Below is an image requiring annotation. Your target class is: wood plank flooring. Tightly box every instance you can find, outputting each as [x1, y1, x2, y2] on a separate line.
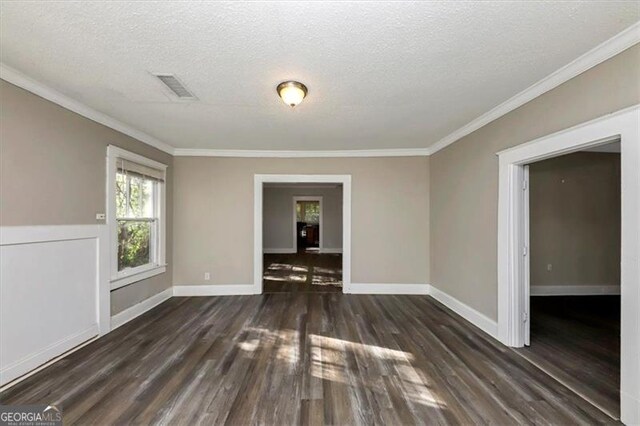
[263, 253, 342, 293]
[1, 294, 617, 425]
[515, 296, 620, 419]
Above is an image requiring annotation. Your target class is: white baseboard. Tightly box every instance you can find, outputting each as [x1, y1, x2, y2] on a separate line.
[530, 285, 620, 296]
[263, 248, 343, 254]
[320, 248, 343, 254]
[346, 283, 429, 295]
[427, 285, 498, 339]
[173, 284, 258, 296]
[110, 287, 173, 330]
[0, 325, 99, 387]
[263, 248, 296, 254]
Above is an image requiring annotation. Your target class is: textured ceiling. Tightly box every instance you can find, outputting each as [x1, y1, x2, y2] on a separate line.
[1, 2, 638, 151]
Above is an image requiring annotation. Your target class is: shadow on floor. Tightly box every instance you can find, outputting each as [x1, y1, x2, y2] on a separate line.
[263, 252, 342, 293]
[514, 295, 620, 419]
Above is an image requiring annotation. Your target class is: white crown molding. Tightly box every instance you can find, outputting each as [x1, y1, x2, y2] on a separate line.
[0, 63, 175, 155]
[4, 21, 637, 158]
[428, 21, 640, 155]
[173, 148, 431, 158]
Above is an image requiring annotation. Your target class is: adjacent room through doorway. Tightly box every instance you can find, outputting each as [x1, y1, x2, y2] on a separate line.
[295, 197, 321, 252]
[516, 141, 621, 419]
[262, 182, 344, 293]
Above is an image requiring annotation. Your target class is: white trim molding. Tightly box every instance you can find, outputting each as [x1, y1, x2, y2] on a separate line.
[0, 224, 110, 387]
[173, 148, 430, 158]
[255, 174, 352, 295]
[173, 284, 258, 296]
[346, 283, 429, 295]
[0, 224, 110, 336]
[263, 248, 342, 254]
[497, 105, 639, 425]
[0, 63, 174, 155]
[429, 22, 640, 155]
[428, 285, 498, 339]
[110, 265, 167, 290]
[110, 287, 173, 330]
[344, 283, 498, 339]
[0, 327, 99, 390]
[531, 285, 620, 296]
[263, 248, 296, 254]
[4, 22, 637, 160]
[320, 248, 343, 254]
[106, 145, 168, 290]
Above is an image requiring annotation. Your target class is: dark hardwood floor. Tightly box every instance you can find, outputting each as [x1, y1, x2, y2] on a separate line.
[263, 252, 342, 293]
[515, 295, 620, 419]
[1, 293, 617, 425]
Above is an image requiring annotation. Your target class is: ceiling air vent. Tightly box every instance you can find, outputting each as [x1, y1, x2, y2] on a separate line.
[153, 73, 197, 100]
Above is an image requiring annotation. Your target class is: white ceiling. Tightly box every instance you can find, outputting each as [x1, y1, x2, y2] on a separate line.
[1, 2, 638, 152]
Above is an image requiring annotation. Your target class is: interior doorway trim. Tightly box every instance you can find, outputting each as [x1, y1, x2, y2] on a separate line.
[292, 196, 323, 252]
[496, 104, 639, 424]
[254, 174, 351, 294]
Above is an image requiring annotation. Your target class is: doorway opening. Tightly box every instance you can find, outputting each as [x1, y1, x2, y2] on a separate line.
[294, 196, 322, 253]
[518, 143, 621, 419]
[496, 106, 639, 424]
[254, 175, 352, 295]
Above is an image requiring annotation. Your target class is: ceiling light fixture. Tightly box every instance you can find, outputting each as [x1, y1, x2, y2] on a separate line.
[277, 81, 308, 107]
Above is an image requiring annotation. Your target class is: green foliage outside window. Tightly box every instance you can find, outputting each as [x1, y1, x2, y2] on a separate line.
[296, 201, 320, 224]
[117, 220, 151, 270]
[116, 173, 155, 271]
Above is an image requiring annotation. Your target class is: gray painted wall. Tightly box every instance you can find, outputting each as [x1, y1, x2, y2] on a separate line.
[263, 186, 343, 251]
[173, 156, 430, 286]
[430, 44, 639, 320]
[529, 152, 621, 289]
[0, 81, 174, 315]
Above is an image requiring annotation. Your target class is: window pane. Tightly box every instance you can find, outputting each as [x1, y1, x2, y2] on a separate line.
[117, 220, 152, 270]
[141, 179, 154, 217]
[116, 173, 128, 217]
[116, 174, 154, 218]
[305, 202, 320, 224]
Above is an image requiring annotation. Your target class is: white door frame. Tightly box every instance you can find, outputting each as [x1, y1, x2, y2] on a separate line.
[254, 174, 351, 294]
[293, 196, 323, 252]
[497, 105, 639, 424]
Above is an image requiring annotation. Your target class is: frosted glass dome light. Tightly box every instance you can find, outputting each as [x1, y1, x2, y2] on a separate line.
[277, 81, 308, 107]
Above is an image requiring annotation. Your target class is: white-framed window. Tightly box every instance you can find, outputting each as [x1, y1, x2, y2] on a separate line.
[107, 145, 167, 290]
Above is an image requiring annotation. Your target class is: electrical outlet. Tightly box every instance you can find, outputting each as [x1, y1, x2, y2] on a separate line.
[96, 213, 106, 220]
[547, 264, 552, 272]
[204, 272, 211, 281]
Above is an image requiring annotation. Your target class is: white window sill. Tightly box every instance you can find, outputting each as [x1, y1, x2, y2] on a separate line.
[110, 264, 167, 291]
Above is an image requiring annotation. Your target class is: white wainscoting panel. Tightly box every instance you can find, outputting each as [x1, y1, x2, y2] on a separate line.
[0, 225, 109, 386]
